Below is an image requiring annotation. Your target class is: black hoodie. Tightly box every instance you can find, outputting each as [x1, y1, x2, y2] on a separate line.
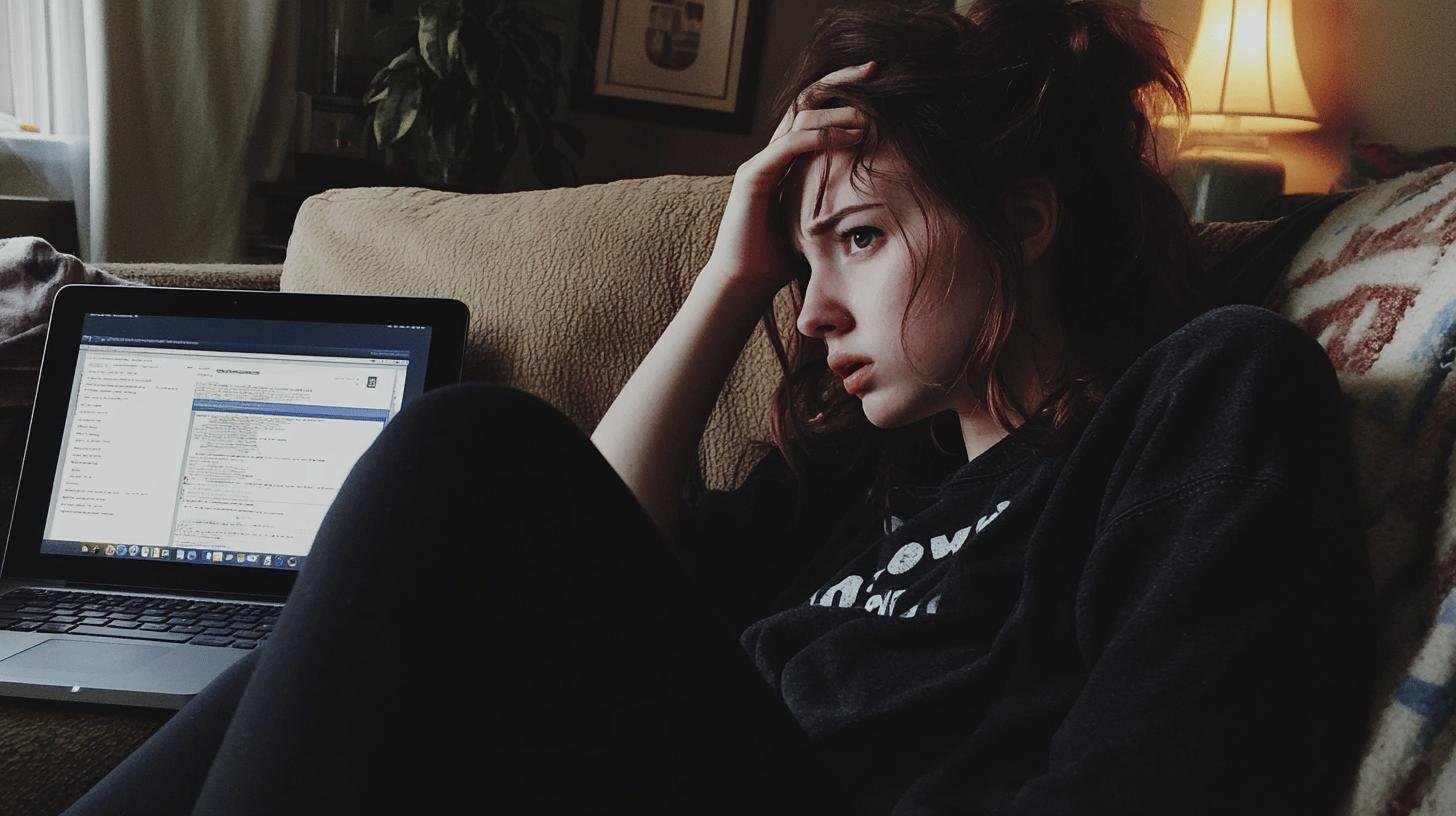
[673, 304, 1375, 815]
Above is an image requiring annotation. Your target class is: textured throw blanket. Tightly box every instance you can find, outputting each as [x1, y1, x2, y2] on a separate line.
[1266, 163, 1456, 815]
[0, 237, 134, 406]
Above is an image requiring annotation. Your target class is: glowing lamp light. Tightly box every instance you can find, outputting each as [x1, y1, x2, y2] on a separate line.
[1165, 0, 1323, 220]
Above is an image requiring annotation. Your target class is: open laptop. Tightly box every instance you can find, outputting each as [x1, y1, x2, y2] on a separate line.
[0, 284, 468, 708]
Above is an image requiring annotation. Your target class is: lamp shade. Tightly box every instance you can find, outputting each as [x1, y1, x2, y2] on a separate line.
[1179, 0, 1320, 134]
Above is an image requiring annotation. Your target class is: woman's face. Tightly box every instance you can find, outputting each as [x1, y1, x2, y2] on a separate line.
[782, 142, 987, 429]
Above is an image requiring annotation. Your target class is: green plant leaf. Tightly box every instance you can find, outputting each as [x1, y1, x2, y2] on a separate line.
[485, 39, 504, 85]
[375, 83, 421, 148]
[365, 64, 390, 99]
[477, 99, 500, 154]
[514, 26, 541, 64]
[460, 36, 479, 88]
[504, 44, 556, 117]
[368, 0, 587, 189]
[364, 66, 391, 107]
[430, 111, 458, 168]
[538, 30, 563, 67]
[418, 0, 461, 79]
[571, 27, 596, 70]
[513, 27, 559, 85]
[497, 125, 519, 171]
[478, 101, 498, 154]
[520, 105, 543, 156]
[495, 96, 519, 153]
[552, 70, 574, 106]
[495, 4, 527, 30]
[373, 49, 424, 147]
[553, 121, 585, 157]
[456, 104, 474, 163]
[530, 143, 567, 188]
[495, 36, 522, 86]
[519, 1, 573, 33]
[500, 95, 522, 131]
[381, 47, 418, 75]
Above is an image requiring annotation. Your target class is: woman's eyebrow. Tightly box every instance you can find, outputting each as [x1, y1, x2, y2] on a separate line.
[804, 203, 886, 239]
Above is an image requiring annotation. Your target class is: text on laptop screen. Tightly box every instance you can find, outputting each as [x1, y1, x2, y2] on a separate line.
[37, 313, 434, 573]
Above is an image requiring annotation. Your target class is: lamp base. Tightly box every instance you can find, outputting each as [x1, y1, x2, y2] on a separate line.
[1169, 145, 1286, 222]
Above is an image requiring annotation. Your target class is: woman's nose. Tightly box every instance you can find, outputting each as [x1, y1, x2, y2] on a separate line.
[796, 277, 852, 338]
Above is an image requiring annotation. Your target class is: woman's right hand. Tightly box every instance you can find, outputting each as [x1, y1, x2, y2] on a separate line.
[700, 60, 875, 298]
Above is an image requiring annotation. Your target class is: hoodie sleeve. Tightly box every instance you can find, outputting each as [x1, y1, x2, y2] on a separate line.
[1009, 305, 1377, 815]
[1009, 474, 1376, 815]
[670, 447, 818, 634]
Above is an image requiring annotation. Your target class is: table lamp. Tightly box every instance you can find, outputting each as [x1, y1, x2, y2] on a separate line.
[1166, 0, 1321, 221]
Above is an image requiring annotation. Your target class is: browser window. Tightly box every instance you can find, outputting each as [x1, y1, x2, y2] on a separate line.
[38, 313, 433, 572]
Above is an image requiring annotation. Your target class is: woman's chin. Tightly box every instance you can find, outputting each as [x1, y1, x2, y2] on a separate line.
[859, 393, 910, 429]
[860, 389, 947, 430]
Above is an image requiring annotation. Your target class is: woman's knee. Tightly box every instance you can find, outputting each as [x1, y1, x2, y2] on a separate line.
[352, 382, 629, 517]
[400, 381, 565, 424]
[384, 382, 586, 458]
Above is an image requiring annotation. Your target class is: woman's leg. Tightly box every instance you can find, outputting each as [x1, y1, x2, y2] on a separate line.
[71, 382, 841, 814]
[60, 649, 257, 816]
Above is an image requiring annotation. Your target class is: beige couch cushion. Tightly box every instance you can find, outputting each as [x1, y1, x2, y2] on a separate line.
[282, 176, 796, 492]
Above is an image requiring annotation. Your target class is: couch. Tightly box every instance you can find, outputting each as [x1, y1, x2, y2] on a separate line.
[3, 164, 1456, 815]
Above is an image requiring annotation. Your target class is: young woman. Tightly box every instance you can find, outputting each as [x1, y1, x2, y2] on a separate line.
[63, 1, 1374, 814]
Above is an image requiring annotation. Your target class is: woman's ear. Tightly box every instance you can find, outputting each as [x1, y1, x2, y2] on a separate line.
[1003, 178, 1059, 267]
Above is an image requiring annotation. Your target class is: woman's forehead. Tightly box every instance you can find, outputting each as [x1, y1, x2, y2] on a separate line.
[781, 145, 910, 238]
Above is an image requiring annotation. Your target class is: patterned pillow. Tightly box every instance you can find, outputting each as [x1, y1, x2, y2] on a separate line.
[1264, 161, 1456, 814]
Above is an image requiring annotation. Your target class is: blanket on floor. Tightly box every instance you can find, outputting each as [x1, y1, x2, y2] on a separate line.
[0, 236, 134, 407]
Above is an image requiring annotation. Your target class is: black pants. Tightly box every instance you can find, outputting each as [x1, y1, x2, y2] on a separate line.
[62, 383, 842, 815]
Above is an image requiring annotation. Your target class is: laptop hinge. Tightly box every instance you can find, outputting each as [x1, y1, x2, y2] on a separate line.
[2, 578, 283, 604]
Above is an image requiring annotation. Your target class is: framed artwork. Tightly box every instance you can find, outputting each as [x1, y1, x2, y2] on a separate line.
[573, 0, 767, 133]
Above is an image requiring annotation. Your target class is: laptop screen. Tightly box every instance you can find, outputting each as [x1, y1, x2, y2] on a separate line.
[37, 312, 433, 574]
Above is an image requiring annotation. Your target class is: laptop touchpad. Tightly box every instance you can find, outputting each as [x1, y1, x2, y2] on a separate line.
[0, 639, 172, 681]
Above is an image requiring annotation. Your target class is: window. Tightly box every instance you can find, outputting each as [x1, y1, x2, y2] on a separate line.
[0, 0, 86, 135]
[0, 7, 13, 129]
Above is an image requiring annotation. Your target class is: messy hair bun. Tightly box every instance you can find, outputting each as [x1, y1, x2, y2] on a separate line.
[959, 0, 1202, 368]
[757, 0, 1209, 523]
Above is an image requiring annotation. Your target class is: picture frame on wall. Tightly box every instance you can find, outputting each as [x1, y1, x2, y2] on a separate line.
[573, 0, 767, 134]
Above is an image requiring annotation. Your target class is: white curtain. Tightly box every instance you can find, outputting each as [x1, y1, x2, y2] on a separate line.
[1, 0, 298, 262]
[2, 0, 86, 135]
[0, 0, 89, 252]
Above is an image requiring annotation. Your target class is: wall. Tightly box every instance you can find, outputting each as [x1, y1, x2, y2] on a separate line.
[1139, 0, 1456, 193]
[493, 0, 1456, 195]
[497, 0, 847, 192]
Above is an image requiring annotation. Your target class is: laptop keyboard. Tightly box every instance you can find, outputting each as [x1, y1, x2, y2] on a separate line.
[0, 588, 278, 649]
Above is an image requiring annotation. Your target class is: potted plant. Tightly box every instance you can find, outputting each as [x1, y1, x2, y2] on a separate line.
[364, 0, 588, 191]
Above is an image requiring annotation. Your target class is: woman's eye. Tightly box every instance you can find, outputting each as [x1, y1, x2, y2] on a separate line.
[840, 226, 883, 255]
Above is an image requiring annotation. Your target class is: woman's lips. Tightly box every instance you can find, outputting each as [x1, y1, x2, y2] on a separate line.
[843, 363, 873, 395]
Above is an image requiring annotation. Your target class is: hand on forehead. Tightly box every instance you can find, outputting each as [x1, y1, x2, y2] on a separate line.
[780, 141, 909, 252]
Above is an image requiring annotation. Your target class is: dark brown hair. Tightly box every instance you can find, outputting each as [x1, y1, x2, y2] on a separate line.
[746, 0, 1211, 523]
